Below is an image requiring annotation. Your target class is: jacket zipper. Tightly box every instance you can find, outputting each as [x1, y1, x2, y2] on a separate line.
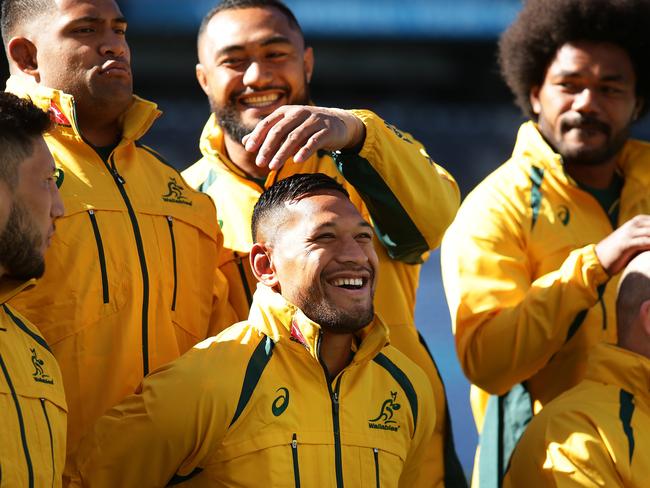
[597, 284, 607, 330]
[167, 216, 178, 311]
[373, 448, 380, 488]
[234, 253, 253, 306]
[0, 353, 34, 488]
[318, 334, 344, 488]
[88, 210, 109, 303]
[39, 398, 56, 488]
[102, 155, 151, 375]
[291, 433, 301, 487]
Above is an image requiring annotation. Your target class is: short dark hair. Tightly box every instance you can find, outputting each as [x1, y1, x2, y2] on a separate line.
[499, 0, 650, 118]
[198, 0, 304, 46]
[0, 92, 52, 187]
[1, 0, 54, 46]
[251, 173, 349, 242]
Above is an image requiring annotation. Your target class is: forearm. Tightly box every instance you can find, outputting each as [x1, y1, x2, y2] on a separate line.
[334, 110, 459, 262]
[452, 245, 608, 394]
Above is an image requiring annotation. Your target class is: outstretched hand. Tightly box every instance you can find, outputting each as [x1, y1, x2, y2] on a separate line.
[241, 105, 365, 170]
[595, 215, 650, 276]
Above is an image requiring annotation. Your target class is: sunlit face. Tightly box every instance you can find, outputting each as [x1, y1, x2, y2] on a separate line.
[0, 137, 64, 280]
[31, 0, 132, 116]
[265, 191, 378, 333]
[530, 41, 642, 167]
[196, 7, 314, 143]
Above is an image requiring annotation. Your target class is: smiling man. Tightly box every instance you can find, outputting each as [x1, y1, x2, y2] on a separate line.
[440, 0, 650, 485]
[0, 92, 65, 487]
[182, 1, 465, 485]
[1, 0, 234, 479]
[70, 173, 436, 488]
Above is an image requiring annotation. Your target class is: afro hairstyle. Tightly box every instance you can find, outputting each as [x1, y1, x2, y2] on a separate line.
[499, 0, 650, 119]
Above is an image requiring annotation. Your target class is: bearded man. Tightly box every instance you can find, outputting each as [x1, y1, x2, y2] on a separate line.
[441, 0, 650, 485]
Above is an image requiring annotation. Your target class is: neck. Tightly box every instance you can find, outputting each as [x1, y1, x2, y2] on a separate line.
[319, 330, 354, 380]
[564, 158, 618, 189]
[223, 133, 271, 180]
[77, 112, 122, 147]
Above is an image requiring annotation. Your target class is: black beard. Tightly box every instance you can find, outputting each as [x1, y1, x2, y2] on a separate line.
[0, 200, 45, 281]
[558, 114, 630, 167]
[295, 274, 375, 334]
[210, 82, 311, 144]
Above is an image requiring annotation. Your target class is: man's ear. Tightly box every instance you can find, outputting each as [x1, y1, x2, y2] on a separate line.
[633, 97, 645, 121]
[303, 46, 314, 83]
[529, 85, 542, 116]
[250, 243, 279, 288]
[7, 37, 39, 79]
[640, 299, 650, 336]
[195, 63, 211, 96]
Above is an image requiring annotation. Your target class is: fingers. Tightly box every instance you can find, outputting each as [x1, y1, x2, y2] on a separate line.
[242, 106, 349, 169]
[596, 215, 650, 275]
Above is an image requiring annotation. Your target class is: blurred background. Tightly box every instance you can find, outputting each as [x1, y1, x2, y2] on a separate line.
[14, 0, 650, 478]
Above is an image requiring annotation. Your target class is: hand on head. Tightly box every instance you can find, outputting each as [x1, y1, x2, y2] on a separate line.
[241, 105, 366, 170]
[595, 215, 650, 275]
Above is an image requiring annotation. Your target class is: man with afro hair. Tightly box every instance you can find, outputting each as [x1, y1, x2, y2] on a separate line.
[441, 0, 650, 486]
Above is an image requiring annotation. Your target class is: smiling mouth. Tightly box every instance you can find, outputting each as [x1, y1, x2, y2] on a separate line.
[239, 93, 283, 108]
[329, 277, 367, 290]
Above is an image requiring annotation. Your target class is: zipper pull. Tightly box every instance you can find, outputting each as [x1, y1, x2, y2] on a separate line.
[167, 216, 173, 223]
[292, 433, 298, 448]
[111, 167, 125, 185]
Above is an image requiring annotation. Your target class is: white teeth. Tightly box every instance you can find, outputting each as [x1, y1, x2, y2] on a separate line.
[241, 94, 280, 107]
[331, 278, 363, 287]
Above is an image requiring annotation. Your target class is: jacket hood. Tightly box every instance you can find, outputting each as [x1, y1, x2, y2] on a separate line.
[514, 120, 650, 186]
[199, 113, 249, 179]
[587, 343, 650, 397]
[248, 283, 389, 366]
[0, 279, 35, 305]
[5, 75, 161, 144]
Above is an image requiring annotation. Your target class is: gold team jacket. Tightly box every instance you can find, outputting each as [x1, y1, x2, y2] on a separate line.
[505, 343, 650, 487]
[72, 285, 435, 488]
[6, 76, 235, 471]
[0, 280, 67, 487]
[442, 122, 650, 485]
[182, 111, 465, 486]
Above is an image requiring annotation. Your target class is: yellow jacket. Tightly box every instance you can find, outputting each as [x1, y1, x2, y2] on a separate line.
[72, 285, 435, 488]
[504, 343, 650, 487]
[5, 76, 235, 469]
[183, 112, 465, 486]
[0, 280, 67, 488]
[441, 122, 650, 485]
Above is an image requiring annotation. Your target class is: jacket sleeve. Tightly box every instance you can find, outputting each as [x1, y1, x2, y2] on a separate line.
[333, 110, 460, 263]
[209, 215, 239, 336]
[69, 346, 229, 488]
[398, 369, 437, 488]
[441, 191, 609, 394]
[504, 409, 623, 488]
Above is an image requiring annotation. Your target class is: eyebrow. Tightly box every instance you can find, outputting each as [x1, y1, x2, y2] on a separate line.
[313, 221, 374, 231]
[215, 35, 292, 57]
[69, 16, 128, 25]
[555, 70, 628, 82]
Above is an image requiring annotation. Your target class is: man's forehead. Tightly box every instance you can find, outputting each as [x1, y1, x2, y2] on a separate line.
[204, 7, 301, 53]
[548, 41, 635, 79]
[54, 0, 124, 19]
[284, 191, 367, 226]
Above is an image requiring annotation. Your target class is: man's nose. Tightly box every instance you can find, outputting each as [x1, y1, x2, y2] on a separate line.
[243, 60, 273, 88]
[572, 87, 600, 114]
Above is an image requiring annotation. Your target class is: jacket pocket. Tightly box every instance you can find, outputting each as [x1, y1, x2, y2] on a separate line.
[291, 433, 301, 488]
[39, 398, 55, 488]
[373, 448, 380, 488]
[166, 216, 178, 311]
[88, 210, 109, 303]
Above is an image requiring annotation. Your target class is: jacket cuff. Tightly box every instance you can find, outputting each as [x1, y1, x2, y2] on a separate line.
[571, 244, 610, 297]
